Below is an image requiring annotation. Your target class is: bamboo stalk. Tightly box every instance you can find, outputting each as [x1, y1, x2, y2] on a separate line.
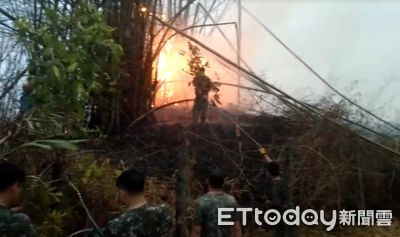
[168, 0, 172, 18]
[153, 15, 400, 158]
[191, 3, 200, 34]
[196, 3, 254, 72]
[198, 0, 216, 34]
[182, 0, 191, 25]
[194, 0, 231, 27]
[128, 99, 193, 128]
[152, 0, 196, 60]
[208, 0, 233, 36]
[158, 0, 163, 16]
[159, 22, 238, 54]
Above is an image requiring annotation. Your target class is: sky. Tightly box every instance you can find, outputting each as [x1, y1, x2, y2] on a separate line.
[2, 0, 399, 123]
[213, 0, 400, 122]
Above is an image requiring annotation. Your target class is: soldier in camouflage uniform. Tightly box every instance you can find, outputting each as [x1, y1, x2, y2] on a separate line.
[0, 161, 40, 237]
[20, 82, 36, 114]
[191, 169, 242, 237]
[192, 68, 213, 123]
[266, 162, 298, 237]
[94, 168, 173, 237]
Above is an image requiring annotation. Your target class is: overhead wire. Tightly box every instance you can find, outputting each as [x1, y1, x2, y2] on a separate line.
[212, 46, 392, 141]
[238, 3, 400, 132]
[152, 15, 400, 158]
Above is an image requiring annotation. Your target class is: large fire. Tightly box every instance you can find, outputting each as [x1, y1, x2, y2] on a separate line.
[155, 38, 190, 106]
[154, 35, 240, 109]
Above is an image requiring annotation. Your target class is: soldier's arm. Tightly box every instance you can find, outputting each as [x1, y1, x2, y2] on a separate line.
[281, 179, 292, 209]
[160, 205, 174, 237]
[270, 181, 283, 209]
[206, 76, 213, 91]
[100, 216, 125, 237]
[258, 148, 272, 163]
[231, 197, 242, 237]
[14, 213, 42, 237]
[86, 228, 105, 237]
[191, 76, 199, 87]
[190, 225, 201, 237]
[232, 221, 242, 237]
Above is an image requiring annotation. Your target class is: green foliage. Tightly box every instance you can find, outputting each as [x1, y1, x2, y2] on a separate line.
[68, 155, 120, 226]
[22, 155, 121, 237]
[15, 2, 123, 131]
[187, 42, 209, 77]
[37, 210, 67, 237]
[21, 139, 87, 151]
[73, 155, 120, 187]
[23, 177, 68, 237]
[0, 138, 87, 159]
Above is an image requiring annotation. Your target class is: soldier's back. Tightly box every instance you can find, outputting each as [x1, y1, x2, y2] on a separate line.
[193, 75, 212, 94]
[0, 206, 39, 237]
[269, 178, 292, 211]
[193, 192, 238, 237]
[103, 203, 173, 237]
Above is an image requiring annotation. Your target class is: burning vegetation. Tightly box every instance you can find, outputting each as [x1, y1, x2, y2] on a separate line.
[0, 1, 400, 237]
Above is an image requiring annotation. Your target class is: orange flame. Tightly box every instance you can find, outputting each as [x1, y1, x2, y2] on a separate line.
[155, 38, 189, 106]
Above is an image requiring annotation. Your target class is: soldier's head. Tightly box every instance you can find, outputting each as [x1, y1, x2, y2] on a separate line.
[22, 82, 32, 94]
[208, 168, 225, 190]
[116, 168, 145, 204]
[197, 67, 206, 76]
[0, 161, 26, 208]
[267, 161, 281, 178]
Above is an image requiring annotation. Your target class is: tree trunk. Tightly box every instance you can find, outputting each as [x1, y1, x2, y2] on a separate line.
[102, 0, 156, 132]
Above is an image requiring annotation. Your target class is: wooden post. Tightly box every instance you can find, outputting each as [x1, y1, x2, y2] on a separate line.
[236, 0, 243, 163]
[354, 151, 366, 210]
[358, 168, 366, 210]
[175, 131, 190, 237]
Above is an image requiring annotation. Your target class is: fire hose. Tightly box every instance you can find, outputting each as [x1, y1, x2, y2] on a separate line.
[211, 106, 272, 162]
[66, 178, 101, 237]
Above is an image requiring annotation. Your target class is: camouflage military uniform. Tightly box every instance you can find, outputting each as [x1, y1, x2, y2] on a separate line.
[0, 206, 40, 237]
[269, 178, 292, 212]
[193, 192, 239, 237]
[192, 74, 213, 123]
[268, 178, 298, 237]
[20, 91, 35, 113]
[99, 203, 173, 237]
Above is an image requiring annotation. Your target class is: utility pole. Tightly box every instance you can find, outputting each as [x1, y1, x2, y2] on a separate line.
[236, 0, 243, 155]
